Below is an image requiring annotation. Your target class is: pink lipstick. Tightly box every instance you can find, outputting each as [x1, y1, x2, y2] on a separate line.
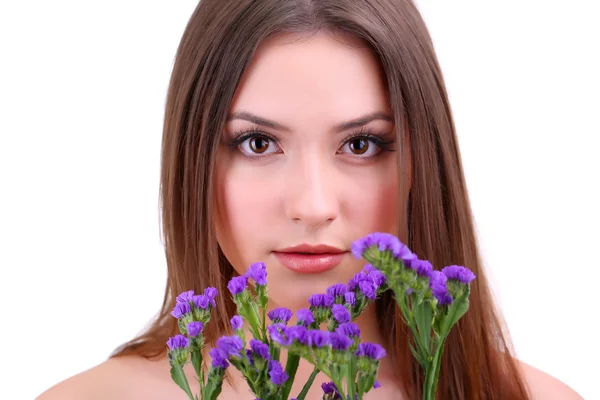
[273, 244, 347, 273]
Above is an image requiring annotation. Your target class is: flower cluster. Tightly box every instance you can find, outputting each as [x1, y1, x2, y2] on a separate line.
[351, 232, 476, 399]
[352, 233, 475, 305]
[165, 232, 475, 400]
[165, 286, 220, 399]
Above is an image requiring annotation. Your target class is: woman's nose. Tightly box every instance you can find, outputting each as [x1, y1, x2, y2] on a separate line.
[283, 156, 339, 229]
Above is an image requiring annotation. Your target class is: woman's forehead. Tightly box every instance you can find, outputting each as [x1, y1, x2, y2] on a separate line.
[228, 31, 391, 130]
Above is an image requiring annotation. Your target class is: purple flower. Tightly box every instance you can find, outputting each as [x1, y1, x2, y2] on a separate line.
[367, 269, 387, 287]
[351, 232, 400, 258]
[395, 244, 418, 265]
[308, 293, 334, 308]
[209, 347, 229, 369]
[430, 270, 453, 305]
[170, 302, 191, 319]
[326, 283, 348, 298]
[216, 335, 243, 357]
[329, 332, 353, 351]
[296, 308, 314, 327]
[186, 321, 203, 337]
[336, 322, 360, 339]
[176, 290, 194, 304]
[409, 259, 434, 278]
[204, 287, 218, 299]
[344, 292, 356, 306]
[246, 349, 254, 366]
[287, 325, 310, 345]
[230, 315, 243, 331]
[373, 380, 382, 389]
[331, 304, 351, 324]
[358, 280, 377, 300]
[249, 339, 270, 359]
[268, 307, 293, 324]
[246, 262, 268, 285]
[166, 334, 189, 350]
[204, 287, 218, 307]
[227, 276, 248, 295]
[351, 236, 370, 259]
[353, 233, 420, 267]
[362, 264, 376, 273]
[192, 294, 209, 309]
[268, 324, 292, 346]
[309, 330, 330, 348]
[356, 343, 386, 360]
[348, 272, 369, 291]
[268, 360, 288, 385]
[322, 381, 340, 395]
[442, 265, 476, 284]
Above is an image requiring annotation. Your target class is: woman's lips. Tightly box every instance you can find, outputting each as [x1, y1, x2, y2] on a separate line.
[273, 251, 347, 273]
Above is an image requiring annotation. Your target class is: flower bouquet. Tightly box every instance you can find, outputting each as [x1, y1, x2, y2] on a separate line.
[166, 233, 475, 400]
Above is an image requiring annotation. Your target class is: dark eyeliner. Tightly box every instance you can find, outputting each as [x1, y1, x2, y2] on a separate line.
[225, 126, 279, 148]
[341, 127, 396, 152]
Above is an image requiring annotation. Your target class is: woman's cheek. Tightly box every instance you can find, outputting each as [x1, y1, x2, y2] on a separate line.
[218, 161, 280, 271]
[341, 161, 400, 234]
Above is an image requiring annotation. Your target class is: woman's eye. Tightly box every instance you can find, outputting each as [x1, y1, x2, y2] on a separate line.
[341, 137, 380, 157]
[239, 135, 280, 156]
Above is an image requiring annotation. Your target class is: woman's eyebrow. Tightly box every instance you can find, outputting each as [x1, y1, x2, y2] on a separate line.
[226, 111, 393, 133]
[333, 112, 393, 132]
[226, 111, 292, 131]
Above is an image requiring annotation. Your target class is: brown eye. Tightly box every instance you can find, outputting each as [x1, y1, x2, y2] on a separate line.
[249, 137, 270, 153]
[348, 138, 369, 155]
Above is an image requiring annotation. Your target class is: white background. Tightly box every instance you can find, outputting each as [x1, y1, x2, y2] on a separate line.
[1, 1, 598, 399]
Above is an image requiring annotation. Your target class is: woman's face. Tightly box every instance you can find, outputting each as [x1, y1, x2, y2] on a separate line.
[215, 31, 407, 309]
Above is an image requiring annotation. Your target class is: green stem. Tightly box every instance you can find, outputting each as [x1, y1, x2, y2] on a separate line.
[191, 350, 204, 394]
[331, 365, 347, 400]
[423, 337, 447, 400]
[261, 304, 267, 341]
[296, 366, 319, 400]
[347, 359, 356, 400]
[241, 302, 261, 339]
[281, 353, 301, 399]
[396, 292, 427, 358]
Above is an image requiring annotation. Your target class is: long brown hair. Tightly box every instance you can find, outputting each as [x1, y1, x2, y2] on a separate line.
[112, 1, 531, 398]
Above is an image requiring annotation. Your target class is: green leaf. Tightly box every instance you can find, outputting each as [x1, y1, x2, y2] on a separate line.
[170, 365, 195, 400]
[414, 299, 434, 356]
[191, 350, 203, 382]
[439, 286, 470, 336]
[409, 341, 425, 368]
[362, 372, 376, 398]
[203, 370, 225, 400]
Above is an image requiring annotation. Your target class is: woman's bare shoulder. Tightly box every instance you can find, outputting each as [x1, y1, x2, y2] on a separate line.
[35, 355, 183, 400]
[35, 357, 129, 400]
[517, 360, 583, 400]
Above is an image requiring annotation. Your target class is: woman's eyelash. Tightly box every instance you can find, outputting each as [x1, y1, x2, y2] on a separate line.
[224, 125, 396, 152]
[341, 127, 396, 152]
[225, 126, 278, 148]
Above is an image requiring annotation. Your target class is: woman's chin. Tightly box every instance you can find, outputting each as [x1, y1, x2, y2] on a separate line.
[266, 281, 338, 310]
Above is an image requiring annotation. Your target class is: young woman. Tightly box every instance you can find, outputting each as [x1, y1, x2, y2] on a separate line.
[38, 0, 582, 399]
